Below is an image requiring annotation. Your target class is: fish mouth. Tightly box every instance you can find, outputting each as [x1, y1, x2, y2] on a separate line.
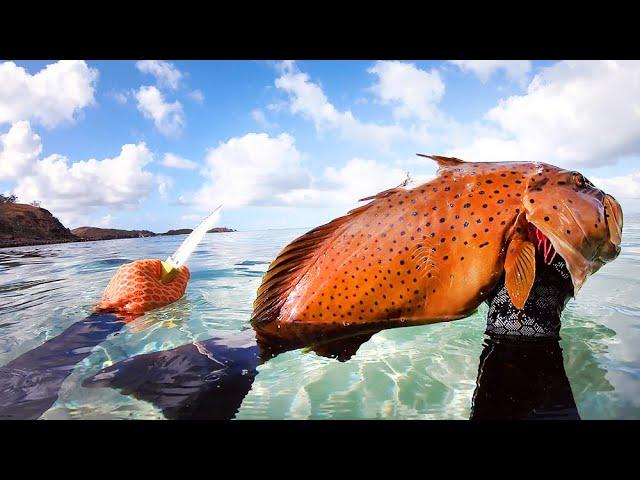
[528, 224, 559, 266]
[528, 222, 603, 294]
[526, 224, 575, 295]
[526, 193, 623, 294]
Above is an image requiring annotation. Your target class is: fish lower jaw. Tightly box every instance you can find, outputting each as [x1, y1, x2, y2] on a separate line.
[528, 223, 585, 294]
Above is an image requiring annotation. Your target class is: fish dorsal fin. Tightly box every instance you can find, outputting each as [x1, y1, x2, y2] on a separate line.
[251, 186, 406, 326]
[358, 175, 409, 203]
[504, 239, 536, 310]
[416, 154, 466, 169]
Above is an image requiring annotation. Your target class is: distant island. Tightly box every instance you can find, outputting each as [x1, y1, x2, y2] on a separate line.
[162, 227, 236, 235]
[72, 227, 156, 241]
[0, 202, 236, 248]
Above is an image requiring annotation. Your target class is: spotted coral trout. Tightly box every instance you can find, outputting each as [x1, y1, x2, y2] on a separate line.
[251, 155, 623, 353]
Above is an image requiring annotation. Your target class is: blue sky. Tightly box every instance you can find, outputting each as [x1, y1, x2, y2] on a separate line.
[1, 60, 639, 232]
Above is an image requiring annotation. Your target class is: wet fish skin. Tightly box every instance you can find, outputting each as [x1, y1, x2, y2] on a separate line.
[251, 156, 623, 348]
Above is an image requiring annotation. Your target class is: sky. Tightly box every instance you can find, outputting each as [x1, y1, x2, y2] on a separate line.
[1, 59, 639, 232]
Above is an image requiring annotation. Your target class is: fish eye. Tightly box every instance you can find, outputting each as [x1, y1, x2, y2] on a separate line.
[572, 172, 591, 188]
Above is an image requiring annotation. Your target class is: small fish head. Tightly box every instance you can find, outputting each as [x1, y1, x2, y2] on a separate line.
[523, 164, 623, 293]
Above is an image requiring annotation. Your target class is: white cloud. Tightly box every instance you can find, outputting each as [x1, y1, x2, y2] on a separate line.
[182, 132, 311, 209]
[135, 60, 183, 90]
[180, 213, 207, 224]
[446, 135, 523, 164]
[162, 152, 197, 169]
[181, 129, 435, 214]
[447, 61, 640, 167]
[593, 171, 640, 199]
[0, 121, 42, 180]
[135, 86, 185, 137]
[97, 214, 113, 227]
[177, 210, 222, 231]
[156, 174, 173, 198]
[266, 100, 288, 112]
[0, 60, 98, 128]
[450, 60, 532, 85]
[251, 109, 269, 126]
[187, 89, 204, 103]
[368, 61, 445, 122]
[591, 170, 640, 212]
[278, 158, 410, 208]
[274, 61, 405, 146]
[4, 128, 156, 226]
[109, 91, 128, 105]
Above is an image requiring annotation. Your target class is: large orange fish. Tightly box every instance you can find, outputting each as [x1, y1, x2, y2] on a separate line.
[251, 155, 623, 354]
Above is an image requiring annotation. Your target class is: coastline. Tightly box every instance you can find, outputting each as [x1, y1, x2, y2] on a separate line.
[0, 238, 84, 249]
[1, 203, 236, 249]
[0, 230, 238, 250]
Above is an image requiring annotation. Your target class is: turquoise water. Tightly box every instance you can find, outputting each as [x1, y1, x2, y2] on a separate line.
[0, 221, 639, 419]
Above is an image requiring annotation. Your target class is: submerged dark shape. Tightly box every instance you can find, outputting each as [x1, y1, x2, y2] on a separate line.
[0, 313, 127, 420]
[83, 331, 258, 420]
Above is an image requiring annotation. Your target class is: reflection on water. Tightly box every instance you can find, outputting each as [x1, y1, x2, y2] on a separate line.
[0, 220, 639, 419]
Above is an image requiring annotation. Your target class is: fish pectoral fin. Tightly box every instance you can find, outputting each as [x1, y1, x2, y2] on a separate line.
[504, 239, 536, 310]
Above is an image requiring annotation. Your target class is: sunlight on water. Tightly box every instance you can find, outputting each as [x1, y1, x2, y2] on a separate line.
[1, 220, 639, 420]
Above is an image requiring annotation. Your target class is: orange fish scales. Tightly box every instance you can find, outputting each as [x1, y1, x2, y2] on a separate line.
[251, 156, 623, 348]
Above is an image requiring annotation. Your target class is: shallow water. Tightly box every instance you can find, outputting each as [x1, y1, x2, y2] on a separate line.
[0, 221, 638, 420]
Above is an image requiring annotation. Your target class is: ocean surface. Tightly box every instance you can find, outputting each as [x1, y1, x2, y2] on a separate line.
[0, 220, 639, 420]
